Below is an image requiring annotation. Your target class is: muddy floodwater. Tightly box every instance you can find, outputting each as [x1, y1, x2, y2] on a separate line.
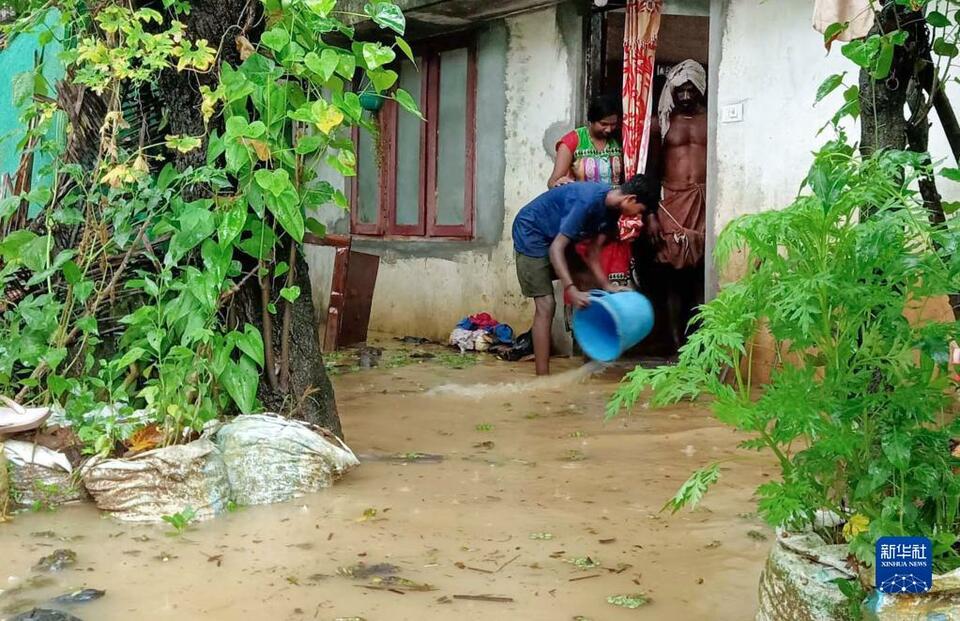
[1, 353, 775, 620]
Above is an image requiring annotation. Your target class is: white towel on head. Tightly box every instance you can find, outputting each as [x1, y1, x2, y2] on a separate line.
[658, 59, 707, 141]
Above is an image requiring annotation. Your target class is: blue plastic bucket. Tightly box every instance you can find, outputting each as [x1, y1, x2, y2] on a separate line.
[572, 290, 655, 362]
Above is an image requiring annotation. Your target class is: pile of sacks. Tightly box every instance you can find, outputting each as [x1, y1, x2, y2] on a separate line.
[3, 412, 359, 523]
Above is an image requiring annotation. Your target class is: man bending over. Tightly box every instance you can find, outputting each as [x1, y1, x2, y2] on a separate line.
[512, 175, 659, 375]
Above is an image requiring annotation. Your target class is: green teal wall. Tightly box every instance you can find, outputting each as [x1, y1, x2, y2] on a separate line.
[0, 10, 66, 188]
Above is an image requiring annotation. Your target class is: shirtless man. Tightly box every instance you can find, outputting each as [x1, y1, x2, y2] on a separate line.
[647, 59, 707, 351]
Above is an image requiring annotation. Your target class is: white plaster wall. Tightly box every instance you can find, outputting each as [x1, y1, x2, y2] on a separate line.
[716, 0, 960, 236]
[363, 5, 576, 341]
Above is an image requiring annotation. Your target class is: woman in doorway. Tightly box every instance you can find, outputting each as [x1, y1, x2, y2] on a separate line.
[549, 94, 624, 189]
[548, 95, 638, 290]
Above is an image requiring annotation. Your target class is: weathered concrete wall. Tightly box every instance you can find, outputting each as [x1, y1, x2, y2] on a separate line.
[715, 0, 960, 237]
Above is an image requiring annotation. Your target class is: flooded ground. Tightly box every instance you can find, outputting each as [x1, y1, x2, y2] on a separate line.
[1, 349, 775, 620]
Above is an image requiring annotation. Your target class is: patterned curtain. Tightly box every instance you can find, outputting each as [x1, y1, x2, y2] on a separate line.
[621, 0, 663, 177]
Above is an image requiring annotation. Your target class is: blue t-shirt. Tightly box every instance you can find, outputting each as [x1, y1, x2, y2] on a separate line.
[512, 182, 614, 258]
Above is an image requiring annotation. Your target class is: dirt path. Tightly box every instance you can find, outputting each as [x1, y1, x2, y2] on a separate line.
[0, 354, 774, 620]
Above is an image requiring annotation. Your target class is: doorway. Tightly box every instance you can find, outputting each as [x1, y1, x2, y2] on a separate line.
[585, 2, 711, 362]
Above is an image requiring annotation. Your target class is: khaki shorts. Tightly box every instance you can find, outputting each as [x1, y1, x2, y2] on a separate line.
[515, 252, 556, 298]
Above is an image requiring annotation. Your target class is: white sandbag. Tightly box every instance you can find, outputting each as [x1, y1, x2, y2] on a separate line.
[213, 414, 358, 506]
[3, 440, 84, 508]
[81, 438, 229, 523]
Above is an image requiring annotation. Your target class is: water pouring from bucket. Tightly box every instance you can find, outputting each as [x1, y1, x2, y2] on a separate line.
[572, 290, 655, 362]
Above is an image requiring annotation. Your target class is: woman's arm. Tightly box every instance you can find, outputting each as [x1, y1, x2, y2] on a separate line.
[548, 144, 575, 188]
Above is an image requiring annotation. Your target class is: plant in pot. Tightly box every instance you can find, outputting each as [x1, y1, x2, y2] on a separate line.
[608, 140, 960, 616]
[357, 65, 400, 112]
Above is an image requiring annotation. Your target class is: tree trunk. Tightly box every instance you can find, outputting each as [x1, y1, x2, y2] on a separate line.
[233, 248, 342, 437]
[151, 0, 343, 437]
[858, 7, 920, 158]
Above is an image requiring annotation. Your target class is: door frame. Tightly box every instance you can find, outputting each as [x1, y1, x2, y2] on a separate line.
[582, 0, 724, 301]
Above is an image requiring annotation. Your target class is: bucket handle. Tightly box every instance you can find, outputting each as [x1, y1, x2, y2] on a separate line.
[588, 289, 610, 298]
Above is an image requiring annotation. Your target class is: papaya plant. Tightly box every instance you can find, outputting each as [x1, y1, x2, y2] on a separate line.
[610, 140, 960, 572]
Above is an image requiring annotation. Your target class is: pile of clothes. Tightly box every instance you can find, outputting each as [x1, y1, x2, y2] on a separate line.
[448, 312, 514, 354]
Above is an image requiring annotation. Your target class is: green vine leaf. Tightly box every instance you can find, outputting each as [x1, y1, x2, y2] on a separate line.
[815, 73, 845, 104]
[395, 36, 416, 65]
[304, 49, 340, 82]
[364, 2, 406, 35]
[361, 42, 396, 70]
[165, 135, 203, 153]
[280, 286, 301, 303]
[393, 88, 423, 119]
[261, 27, 290, 52]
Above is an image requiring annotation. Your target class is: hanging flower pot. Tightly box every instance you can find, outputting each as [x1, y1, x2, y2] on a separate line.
[359, 91, 384, 112]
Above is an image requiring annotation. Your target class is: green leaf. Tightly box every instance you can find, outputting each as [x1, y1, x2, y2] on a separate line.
[265, 188, 305, 243]
[335, 52, 357, 79]
[115, 347, 147, 369]
[237, 324, 264, 367]
[294, 134, 326, 155]
[815, 73, 845, 104]
[333, 189, 349, 210]
[73, 281, 94, 303]
[304, 0, 336, 17]
[872, 40, 894, 79]
[226, 116, 266, 138]
[261, 27, 290, 52]
[157, 163, 178, 191]
[395, 36, 416, 65]
[942, 201, 960, 215]
[927, 10, 950, 28]
[268, 302, 278, 314]
[369, 68, 398, 92]
[169, 200, 216, 261]
[841, 38, 876, 69]
[934, 36, 959, 58]
[237, 220, 277, 259]
[201, 238, 233, 281]
[75, 315, 98, 335]
[364, 2, 406, 34]
[941, 167, 960, 181]
[823, 21, 848, 51]
[218, 198, 248, 245]
[221, 355, 258, 414]
[274, 261, 290, 278]
[393, 88, 423, 119]
[306, 217, 327, 237]
[662, 463, 721, 513]
[280, 286, 301, 302]
[0, 230, 39, 262]
[254, 168, 293, 198]
[882, 431, 911, 470]
[361, 42, 396, 70]
[20, 234, 48, 272]
[165, 135, 203, 153]
[62, 260, 82, 285]
[304, 49, 340, 82]
[340, 92, 362, 122]
[12, 71, 34, 107]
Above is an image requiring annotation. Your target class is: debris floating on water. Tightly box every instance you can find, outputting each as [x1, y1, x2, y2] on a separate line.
[52, 589, 105, 605]
[32, 550, 76, 572]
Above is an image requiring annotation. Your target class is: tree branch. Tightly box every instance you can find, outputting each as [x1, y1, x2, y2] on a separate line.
[260, 264, 279, 391]
[279, 239, 296, 391]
